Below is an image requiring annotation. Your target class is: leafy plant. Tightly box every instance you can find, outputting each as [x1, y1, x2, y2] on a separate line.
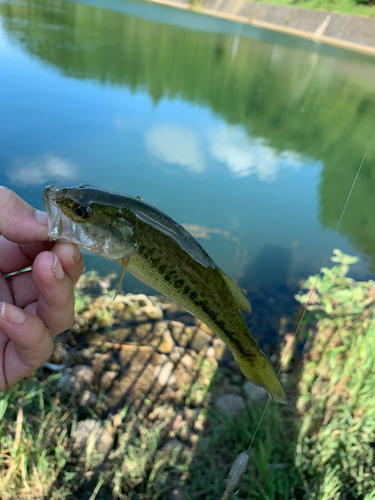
[295, 250, 375, 499]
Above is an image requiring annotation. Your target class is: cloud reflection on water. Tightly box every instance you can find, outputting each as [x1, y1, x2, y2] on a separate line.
[208, 125, 301, 181]
[6, 154, 77, 187]
[145, 124, 205, 173]
[146, 122, 302, 182]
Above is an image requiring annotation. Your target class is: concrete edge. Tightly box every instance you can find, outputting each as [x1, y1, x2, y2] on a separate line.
[146, 0, 375, 56]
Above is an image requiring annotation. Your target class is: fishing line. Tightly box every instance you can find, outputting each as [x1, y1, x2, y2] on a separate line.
[221, 132, 375, 500]
[335, 138, 373, 233]
[275, 131, 375, 379]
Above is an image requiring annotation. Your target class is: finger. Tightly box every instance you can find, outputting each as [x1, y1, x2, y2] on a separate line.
[31, 251, 76, 336]
[0, 186, 48, 243]
[0, 239, 54, 275]
[0, 273, 14, 305]
[4, 270, 38, 309]
[5, 244, 84, 309]
[51, 242, 84, 286]
[0, 302, 54, 391]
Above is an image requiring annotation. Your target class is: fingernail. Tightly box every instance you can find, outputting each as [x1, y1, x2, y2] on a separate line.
[52, 252, 64, 280]
[73, 245, 82, 264]
[0, 302, 27, 325]
[35, 209, 48, 226]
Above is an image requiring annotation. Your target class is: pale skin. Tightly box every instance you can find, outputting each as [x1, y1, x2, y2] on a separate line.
[0, 186, 84, 390]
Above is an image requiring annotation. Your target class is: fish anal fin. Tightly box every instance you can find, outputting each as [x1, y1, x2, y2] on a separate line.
[234, 352, 287, 404]
[219, 270, 251, 313]
[114, 257, 130, 300]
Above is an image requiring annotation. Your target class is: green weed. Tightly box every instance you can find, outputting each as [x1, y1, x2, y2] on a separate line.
[251, 0, 375, 18]
[295, 249, 375, 499]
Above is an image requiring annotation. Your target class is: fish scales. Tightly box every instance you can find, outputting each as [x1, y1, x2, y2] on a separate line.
[120, 206, 256, 356]
[43, 184, 287, 404]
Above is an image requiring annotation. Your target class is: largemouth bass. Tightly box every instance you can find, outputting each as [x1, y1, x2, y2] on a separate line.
[43, 184, 287, 403]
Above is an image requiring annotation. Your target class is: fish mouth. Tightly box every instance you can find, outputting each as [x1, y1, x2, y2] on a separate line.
[43, 185, 73, 242]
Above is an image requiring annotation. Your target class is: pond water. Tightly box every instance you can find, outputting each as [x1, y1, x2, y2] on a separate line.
[1, 0, 375, 342]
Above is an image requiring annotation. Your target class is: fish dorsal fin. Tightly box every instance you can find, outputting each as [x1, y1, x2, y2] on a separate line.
[219, 270, 251, 313]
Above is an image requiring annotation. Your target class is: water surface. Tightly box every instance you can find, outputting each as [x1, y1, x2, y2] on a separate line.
[1, 0, 375, 340]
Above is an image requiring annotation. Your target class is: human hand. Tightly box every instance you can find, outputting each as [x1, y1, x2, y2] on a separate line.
[0, 186, 84, 390]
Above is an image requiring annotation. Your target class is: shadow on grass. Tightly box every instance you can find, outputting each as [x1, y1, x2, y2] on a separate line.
[0, 262, 307, 500]
[5, 251, 375, 499]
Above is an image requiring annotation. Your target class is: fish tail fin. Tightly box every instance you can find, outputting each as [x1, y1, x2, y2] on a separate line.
[234, 352, 287, 404]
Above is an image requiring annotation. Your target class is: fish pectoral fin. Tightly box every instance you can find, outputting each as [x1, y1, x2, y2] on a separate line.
[219, 270, 251, 313]
[114, 257, 130, 300]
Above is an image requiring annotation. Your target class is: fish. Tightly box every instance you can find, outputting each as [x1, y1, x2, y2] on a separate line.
[221, 451, 250, 500]
[43, 184, 287, 404]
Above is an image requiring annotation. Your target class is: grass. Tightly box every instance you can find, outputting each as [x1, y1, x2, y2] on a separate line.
[250, 0, 375, 17]
[294, 249, 375, 499]
[1, 250, 375, 498]
[0, 364, 298, 499]
[189, 400, 300, 499]
[0, 376, 78, 499]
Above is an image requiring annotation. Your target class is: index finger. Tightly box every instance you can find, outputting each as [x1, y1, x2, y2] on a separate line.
[0, 186, 48, 243]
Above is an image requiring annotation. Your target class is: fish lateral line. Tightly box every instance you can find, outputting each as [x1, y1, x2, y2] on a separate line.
[43, 183, 286, 405]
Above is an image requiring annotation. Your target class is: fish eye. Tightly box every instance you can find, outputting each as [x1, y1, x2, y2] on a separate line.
[72, 204, 90, 221]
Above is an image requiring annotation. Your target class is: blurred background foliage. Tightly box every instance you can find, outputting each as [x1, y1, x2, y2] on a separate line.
[2, 0, 375, 267]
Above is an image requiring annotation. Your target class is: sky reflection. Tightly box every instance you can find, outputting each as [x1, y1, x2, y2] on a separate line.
[1, 0, 375, 291]
[145, 124, 206, 173]
[145, 121, 305, 181]
[208, 125, 302, 181]
[6, 154, 78, 186]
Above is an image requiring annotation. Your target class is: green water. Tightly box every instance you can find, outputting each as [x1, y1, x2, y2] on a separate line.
[1, 0, 375, 338]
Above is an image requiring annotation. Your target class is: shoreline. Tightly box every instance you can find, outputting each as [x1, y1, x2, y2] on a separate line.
[146, 0, 375, 56]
